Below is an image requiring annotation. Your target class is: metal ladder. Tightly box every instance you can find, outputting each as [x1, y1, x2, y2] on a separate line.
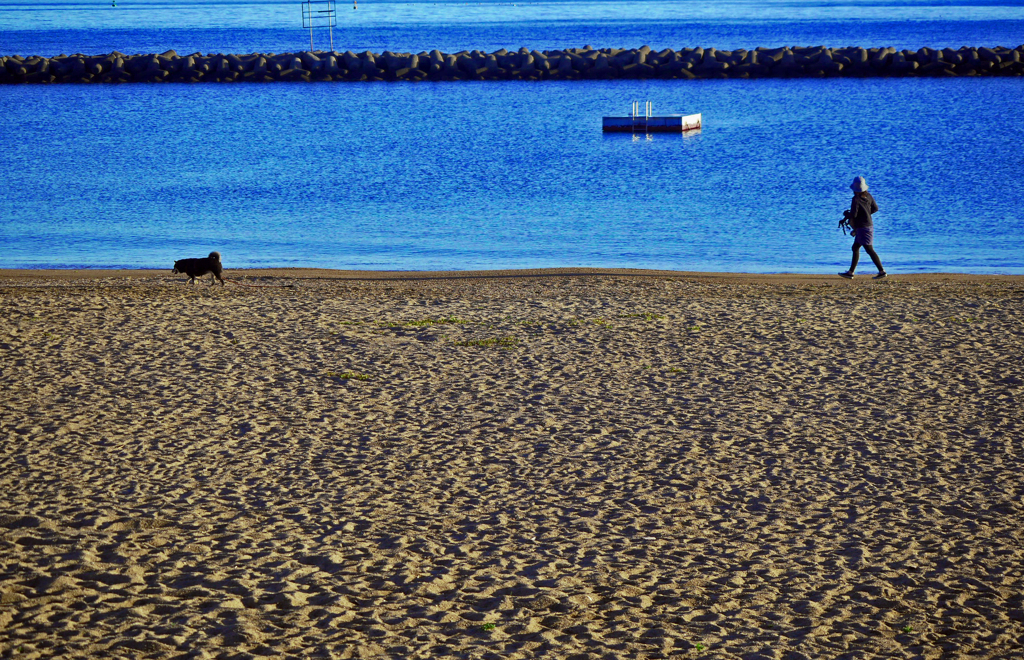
[631, 100, 652, 133]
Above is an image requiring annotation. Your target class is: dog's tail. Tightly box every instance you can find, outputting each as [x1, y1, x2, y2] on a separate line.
[209, 251, 221, 262]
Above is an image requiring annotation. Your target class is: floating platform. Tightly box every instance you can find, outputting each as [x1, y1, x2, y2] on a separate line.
[602, 112, 702, 133]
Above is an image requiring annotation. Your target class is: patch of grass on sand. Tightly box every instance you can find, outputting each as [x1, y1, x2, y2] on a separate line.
[381, 316, 470, 328]
[325, 371, 371, 381]
[617, 312, 665, 321]
[454, 336, 519, 348]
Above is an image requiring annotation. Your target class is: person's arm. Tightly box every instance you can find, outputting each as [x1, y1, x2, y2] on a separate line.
[870, 195, 878, 214]
[849, 195, 865, 225]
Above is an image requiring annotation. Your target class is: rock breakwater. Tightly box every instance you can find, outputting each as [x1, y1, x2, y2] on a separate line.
[3, 45, 1023, 84]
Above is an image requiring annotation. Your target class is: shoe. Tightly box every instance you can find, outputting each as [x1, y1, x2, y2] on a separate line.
[838, 271, 854, 279]
[873, 271, 888, 279]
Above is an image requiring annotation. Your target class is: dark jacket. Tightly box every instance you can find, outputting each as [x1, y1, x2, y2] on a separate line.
[849, 192, 878, 229]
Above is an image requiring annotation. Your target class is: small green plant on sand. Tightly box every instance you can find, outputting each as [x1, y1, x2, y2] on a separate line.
[481, 623, 496, 631]
[688, 325, 702, 332]
[454, 336, 519, 348]
[902, 624, 913, 633]
[618, 312, 665, 321]
[325, 371, 370, 381]
[668, 367, 684, 373]
[383, 316, 469, 328]
[694, 641, 706, 652]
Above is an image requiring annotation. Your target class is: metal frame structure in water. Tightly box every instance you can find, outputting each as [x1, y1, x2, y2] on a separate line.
[301, 0, 337, 52]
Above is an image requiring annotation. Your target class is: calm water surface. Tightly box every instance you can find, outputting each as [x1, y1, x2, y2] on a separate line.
[1, 0, 1023, 272]
[4, 0, 1024, 55]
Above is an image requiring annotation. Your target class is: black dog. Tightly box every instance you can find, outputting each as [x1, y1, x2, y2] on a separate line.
[173, 251, 224, 285]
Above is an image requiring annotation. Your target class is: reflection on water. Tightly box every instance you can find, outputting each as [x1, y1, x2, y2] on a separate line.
[611, 130, 702, 142]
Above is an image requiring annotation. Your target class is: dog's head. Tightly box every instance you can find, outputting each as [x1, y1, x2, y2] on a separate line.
[208, 251, 221, 263]
[172, 259, 184, 274]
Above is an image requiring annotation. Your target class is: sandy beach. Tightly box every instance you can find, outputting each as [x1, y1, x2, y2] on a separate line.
[1, 268, 1022, 659]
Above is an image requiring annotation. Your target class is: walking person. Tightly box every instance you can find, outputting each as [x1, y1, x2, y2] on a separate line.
[839, 176, 887, 279]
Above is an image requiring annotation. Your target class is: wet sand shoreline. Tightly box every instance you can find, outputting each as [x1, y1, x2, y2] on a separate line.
[1, 269, 1022, 658]
[3, 267, 1022, 283]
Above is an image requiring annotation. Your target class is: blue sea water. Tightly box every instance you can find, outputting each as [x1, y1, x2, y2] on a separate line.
[1, 0, 1023, 273]
[3, 0, 1024, 56]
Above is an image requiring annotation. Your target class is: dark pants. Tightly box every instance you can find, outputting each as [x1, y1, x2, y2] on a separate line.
[850, 241, 884, 273]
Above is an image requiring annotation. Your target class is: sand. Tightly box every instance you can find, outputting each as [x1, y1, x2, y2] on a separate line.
[1, 269, 1022, 659]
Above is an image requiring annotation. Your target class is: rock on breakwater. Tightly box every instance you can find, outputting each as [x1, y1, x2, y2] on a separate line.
[3, 45, 1023, 84]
